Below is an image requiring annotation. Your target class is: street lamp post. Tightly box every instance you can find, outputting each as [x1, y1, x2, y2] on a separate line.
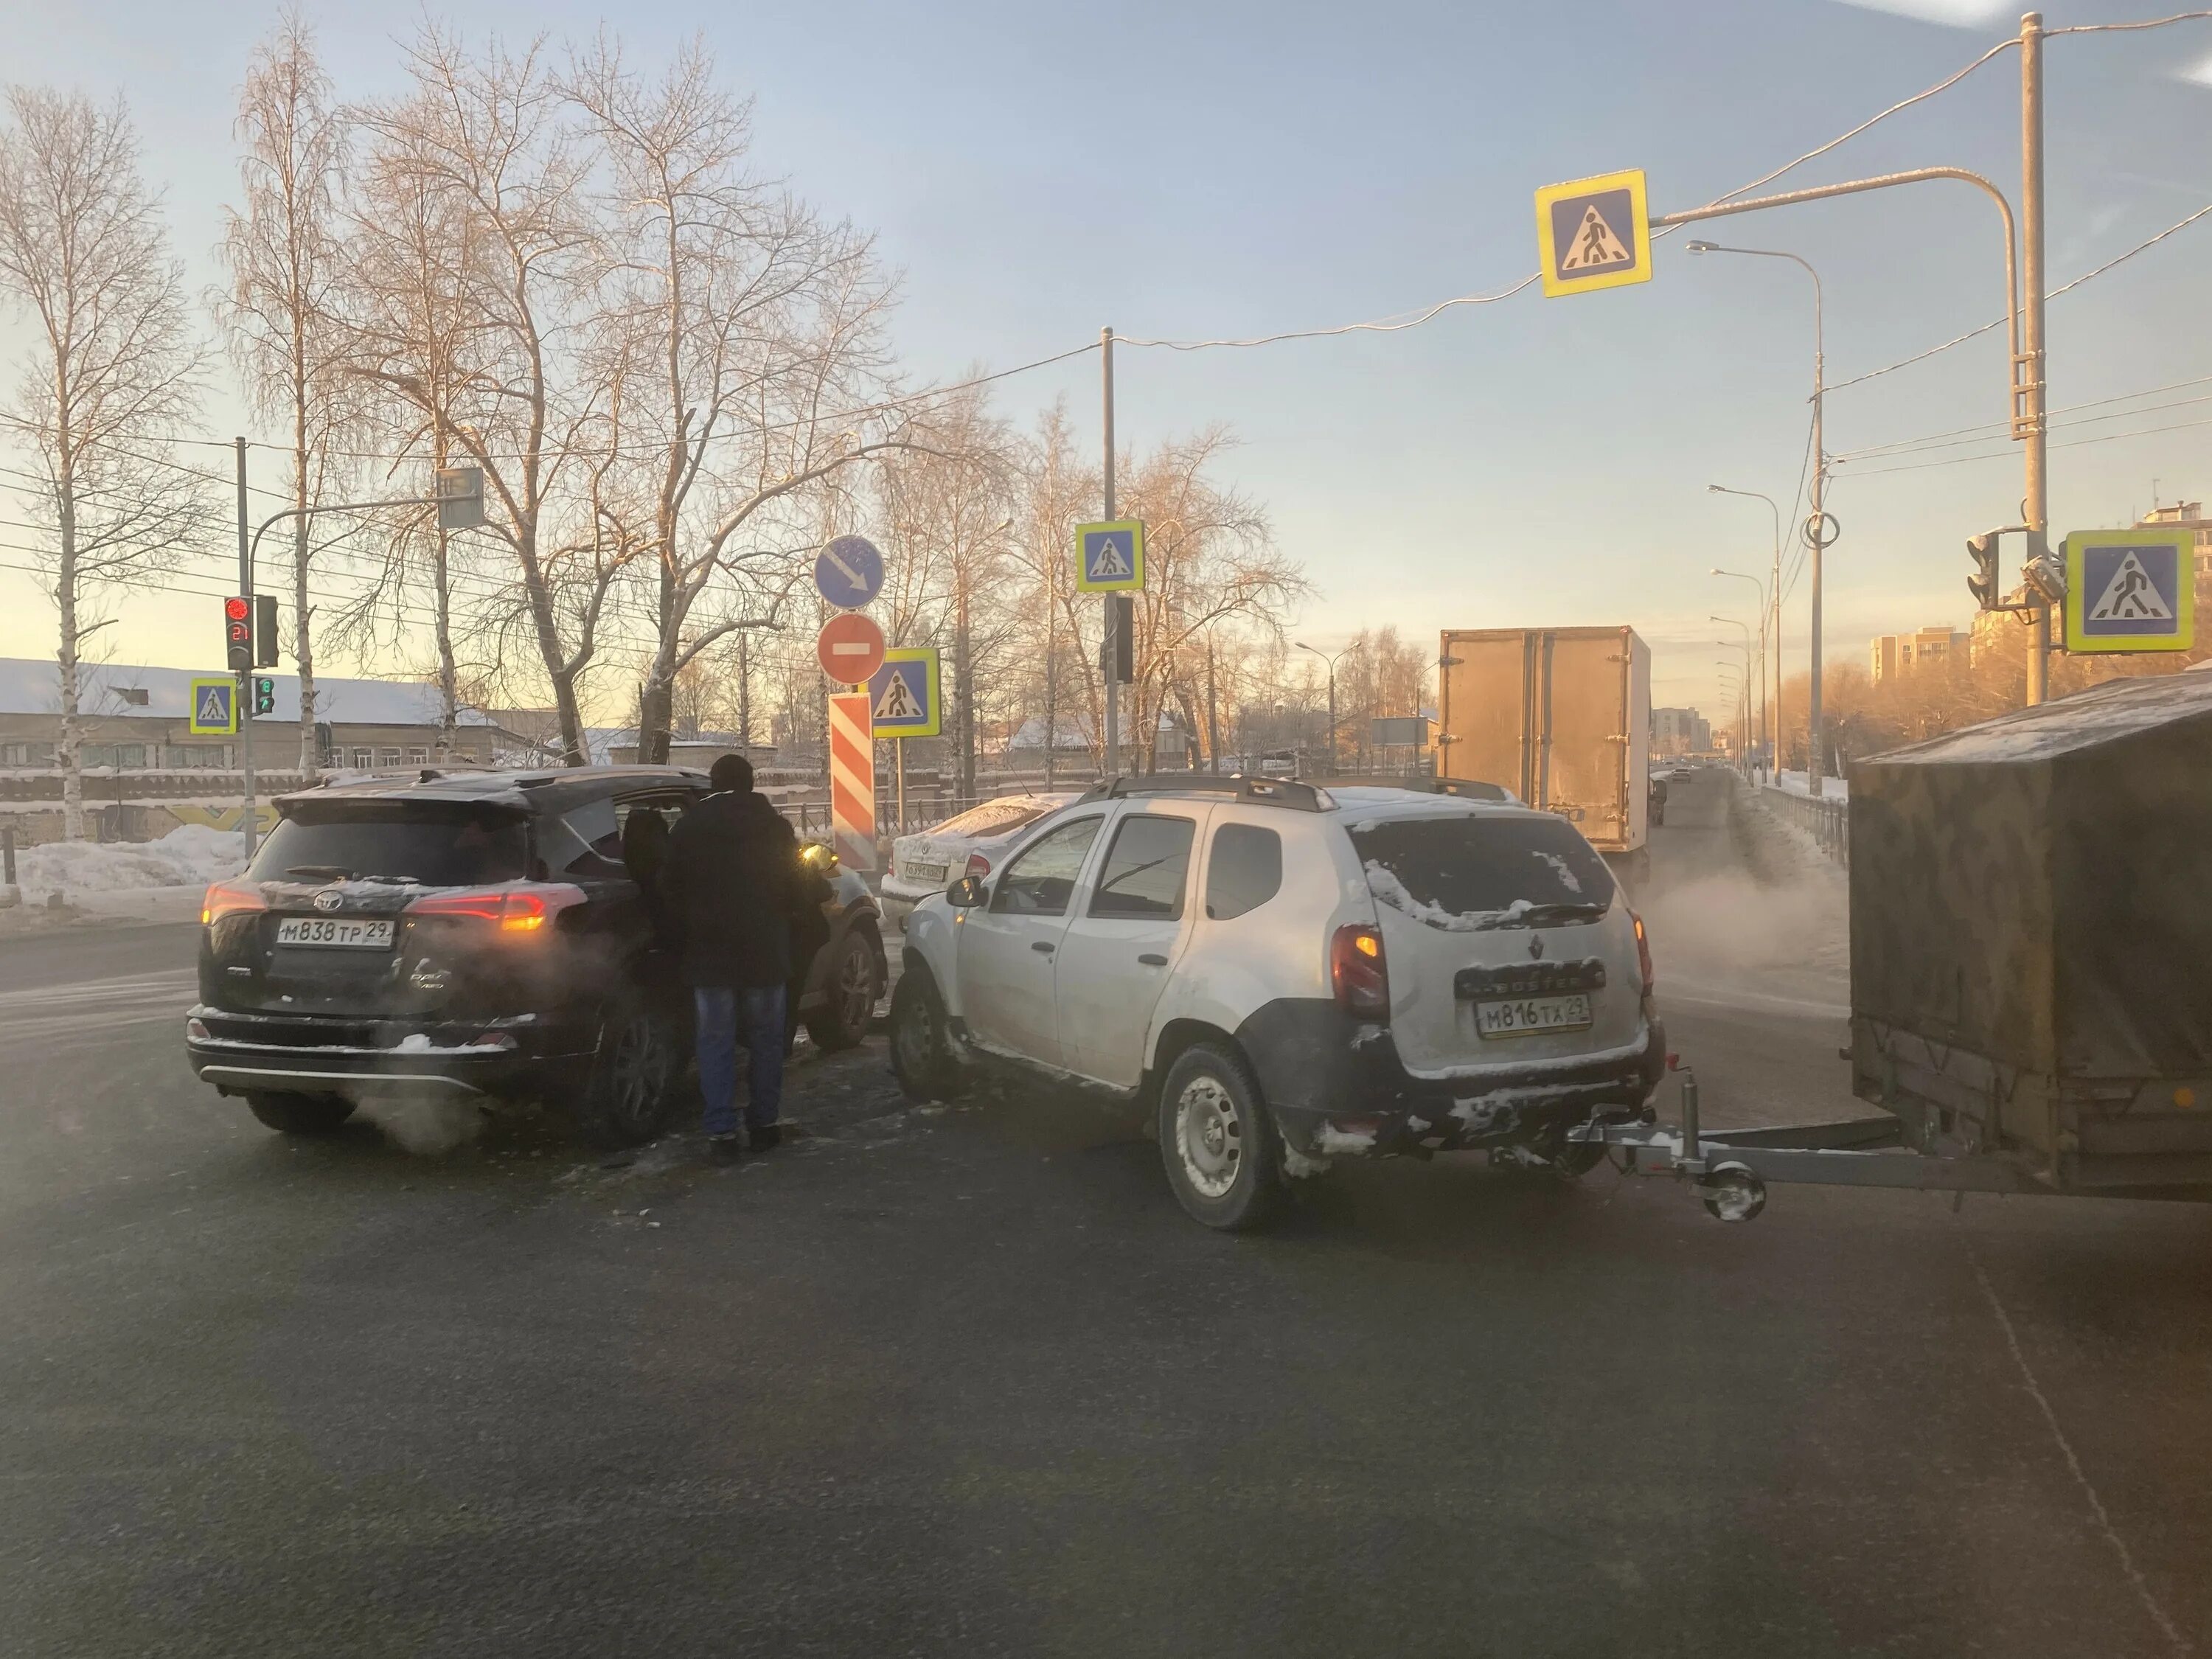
[1710, 563, 1770, 776]
[1690, 244, 1826, 794]
[1714, 618, 1755, 778]
[1708, 487, 1783, 777]
[1295, 641, 1347, 775]
[1715, 661, 1747, 769]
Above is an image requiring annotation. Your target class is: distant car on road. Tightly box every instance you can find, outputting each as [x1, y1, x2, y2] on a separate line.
[880, 792, 1081, 928]
[184, 767, 886, 1146]
[891, 776, 1665, 1231]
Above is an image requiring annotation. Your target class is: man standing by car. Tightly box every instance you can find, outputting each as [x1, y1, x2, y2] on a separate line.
[660, 754, 799, 1161]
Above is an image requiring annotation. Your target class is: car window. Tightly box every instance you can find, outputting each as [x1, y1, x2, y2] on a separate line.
[1088, 815, 1194, 920]
[988, 815, 1103, 916]
[555, 793, 626, 879]
[248, 803, 529, 886]
[614, 794, 686, 884]
[1349, 812, 1615, 926]
[1204, 823, 1283, 920]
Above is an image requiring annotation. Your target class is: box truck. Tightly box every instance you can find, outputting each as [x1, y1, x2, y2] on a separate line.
[1435, 626, 1652, 884]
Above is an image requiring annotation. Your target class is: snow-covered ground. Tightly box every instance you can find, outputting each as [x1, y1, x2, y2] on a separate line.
[1773, 770, 1848, 800]
[14, 824, 248, 904]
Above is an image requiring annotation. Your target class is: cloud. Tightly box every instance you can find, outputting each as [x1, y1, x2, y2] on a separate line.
[1826, 0, 2011, 25]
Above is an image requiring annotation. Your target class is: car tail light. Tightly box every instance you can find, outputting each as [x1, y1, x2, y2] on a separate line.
[964, 852, 992, 879]
[405, 883, 588, 934]
[1632, 911, 1655, 995]
[201, 879, 265, 925]
[1330, 923, 1390, 1021]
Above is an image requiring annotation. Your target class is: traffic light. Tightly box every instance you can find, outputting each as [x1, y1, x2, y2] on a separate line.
[223, 597, 252, 670]
[1966, 532, 2002, 611]
[253, 678, 276, 716]
[254, 594, 279, 667]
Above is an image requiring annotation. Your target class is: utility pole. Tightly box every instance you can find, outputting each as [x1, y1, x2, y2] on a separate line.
[235, 437, 256, 863]
[1807, 294, 1828, 795]
[1205, 633, 1221, 773]
[2021, 10, 2052, 705]
[1100, 324, 1118, 779]
[737, 632, 752, 753]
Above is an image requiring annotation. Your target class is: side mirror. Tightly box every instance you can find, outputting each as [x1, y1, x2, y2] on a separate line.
[946, 875, 986, 908]
[799, 841, 838, 873]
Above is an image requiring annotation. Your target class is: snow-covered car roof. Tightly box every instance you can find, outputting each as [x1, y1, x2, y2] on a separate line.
[1323, 785, 1534, 826]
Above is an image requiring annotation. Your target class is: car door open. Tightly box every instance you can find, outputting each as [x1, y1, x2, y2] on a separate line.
[1051, 809, 1206, 1087]
[954, 813, 1104, 1068]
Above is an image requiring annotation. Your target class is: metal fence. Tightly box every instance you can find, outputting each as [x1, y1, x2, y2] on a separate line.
[1761, 782, 1849, 866]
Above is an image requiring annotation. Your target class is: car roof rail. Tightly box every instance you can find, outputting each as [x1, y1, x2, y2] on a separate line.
[1076, 773, 1332, 813]
[1306, 773, 1516, 803]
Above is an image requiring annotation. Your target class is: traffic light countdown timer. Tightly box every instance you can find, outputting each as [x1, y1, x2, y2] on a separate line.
[223, 596, 253, 669]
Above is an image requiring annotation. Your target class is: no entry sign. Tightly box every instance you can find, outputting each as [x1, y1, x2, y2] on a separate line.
[816, 611, 887, 684]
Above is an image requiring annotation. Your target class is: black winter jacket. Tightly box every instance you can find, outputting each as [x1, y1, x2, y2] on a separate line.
[658, 790, 804, 989]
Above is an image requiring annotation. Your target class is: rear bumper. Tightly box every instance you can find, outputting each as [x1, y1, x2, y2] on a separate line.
[184, 1005, 589, 1100]
[1233, 998, 1666, 1158]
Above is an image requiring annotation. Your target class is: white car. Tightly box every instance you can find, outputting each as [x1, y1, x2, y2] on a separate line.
[890, 776, 1666, 1230]
[880, 793, 1082, 928]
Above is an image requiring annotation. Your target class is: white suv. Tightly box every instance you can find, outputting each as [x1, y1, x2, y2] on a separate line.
[890, 776, 1666, 1230]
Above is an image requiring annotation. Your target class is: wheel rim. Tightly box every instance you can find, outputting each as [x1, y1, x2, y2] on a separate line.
[838, 939, 876, 1032]
[893, 990, 933, 1077]
[608, 1015, 662, 1129]
[1175, 1074, 1243, 1200]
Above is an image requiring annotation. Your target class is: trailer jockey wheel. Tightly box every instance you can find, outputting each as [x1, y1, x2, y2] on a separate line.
[1699, 1164, 1767, 1223]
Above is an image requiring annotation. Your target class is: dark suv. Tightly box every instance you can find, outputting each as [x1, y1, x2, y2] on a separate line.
[184, 767, 886, 1144]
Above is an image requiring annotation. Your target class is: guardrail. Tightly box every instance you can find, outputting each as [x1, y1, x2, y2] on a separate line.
[1761, 783, 1849, 866]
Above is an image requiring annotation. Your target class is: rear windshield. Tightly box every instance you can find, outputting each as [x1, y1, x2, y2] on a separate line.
[933, 798, 1057, 838]
[250, 803, 530, 887]
[1349, 812, 1615, 929]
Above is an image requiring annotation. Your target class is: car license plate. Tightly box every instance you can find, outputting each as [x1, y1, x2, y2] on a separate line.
[905, 862, 946, 884]
[275, 916, 395, 949]
[1474, 993, 1592, 1039]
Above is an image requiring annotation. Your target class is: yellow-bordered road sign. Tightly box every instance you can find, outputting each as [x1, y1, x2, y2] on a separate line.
[188, 675, 239, 736]
[869, 647, 942, 737]
[2062, 527, 2194, 654]
[1075, 521, 1144, 593]
[1535, 169, 1652, 299]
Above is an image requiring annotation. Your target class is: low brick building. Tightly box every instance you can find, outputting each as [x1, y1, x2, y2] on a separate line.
[0, 657, 521, 841]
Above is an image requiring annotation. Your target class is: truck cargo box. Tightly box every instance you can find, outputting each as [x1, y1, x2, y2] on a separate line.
[1848, 670, 2212, 1189]
[1436, 627, 1649, 856]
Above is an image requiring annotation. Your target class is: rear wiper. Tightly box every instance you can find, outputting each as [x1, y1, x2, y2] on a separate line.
[285, 865, 351, 880]
[1519, 901, 1609, 924]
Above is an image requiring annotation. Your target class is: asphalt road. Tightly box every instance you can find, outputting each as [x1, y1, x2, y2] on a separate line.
[4, 775, 2207, 1658]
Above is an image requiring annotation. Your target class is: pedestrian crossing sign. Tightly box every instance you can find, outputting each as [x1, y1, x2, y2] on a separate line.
[2062, 528, 2194, 654]
[1534, 169, 1652, 299]
[188, 675, 239, 736]
[867, 647, 941, 737]
[1076, 521, 1145, 593]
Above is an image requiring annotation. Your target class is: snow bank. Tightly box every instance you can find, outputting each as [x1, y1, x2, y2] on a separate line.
[1775, 771, 1848, 800]
[17, 824, 247, 901]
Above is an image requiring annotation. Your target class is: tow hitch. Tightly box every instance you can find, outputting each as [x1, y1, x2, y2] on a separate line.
[1568, 1063, 2048, 1223]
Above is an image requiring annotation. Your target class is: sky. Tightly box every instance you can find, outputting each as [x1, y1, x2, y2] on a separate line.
[5, 0, 2212, 723]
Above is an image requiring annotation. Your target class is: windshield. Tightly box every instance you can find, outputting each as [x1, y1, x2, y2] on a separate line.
[1350, 812, 1615, 929]
[932, 797, 1059, 838]
[249, 802, 530, 886]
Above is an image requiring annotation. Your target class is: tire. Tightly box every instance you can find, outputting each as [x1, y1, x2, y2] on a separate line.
[887, 964, 966, 1103]
[245, 1091, 355, 1135]
[1157, 1041, 1285, 1232]
[804, 922, 881, 1053]
[575, 998, 680, 1148]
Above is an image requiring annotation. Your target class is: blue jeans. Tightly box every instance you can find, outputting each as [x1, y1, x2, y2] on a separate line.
[694, 984, 787, 1137]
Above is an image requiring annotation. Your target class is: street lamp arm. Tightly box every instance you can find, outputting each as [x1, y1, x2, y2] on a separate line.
[1660, 167, 2021, 391]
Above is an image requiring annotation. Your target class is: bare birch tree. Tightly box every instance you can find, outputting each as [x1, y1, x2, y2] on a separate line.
[0, 88, 206, 838]
[218, 10, 353, 777]
[352, 27, 636, 765]
[566, 38, 910, 765]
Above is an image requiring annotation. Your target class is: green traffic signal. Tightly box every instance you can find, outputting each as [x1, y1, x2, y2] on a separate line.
[253, 677, 276, 716]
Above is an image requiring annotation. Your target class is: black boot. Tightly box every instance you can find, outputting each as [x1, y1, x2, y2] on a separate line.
[748, 1123, 782, 1153]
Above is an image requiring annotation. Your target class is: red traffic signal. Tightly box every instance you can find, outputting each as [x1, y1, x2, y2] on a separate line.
[224, 596, 250, 622]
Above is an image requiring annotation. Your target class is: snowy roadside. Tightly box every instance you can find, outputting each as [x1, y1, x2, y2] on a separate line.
[2, 825, 244, 926]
